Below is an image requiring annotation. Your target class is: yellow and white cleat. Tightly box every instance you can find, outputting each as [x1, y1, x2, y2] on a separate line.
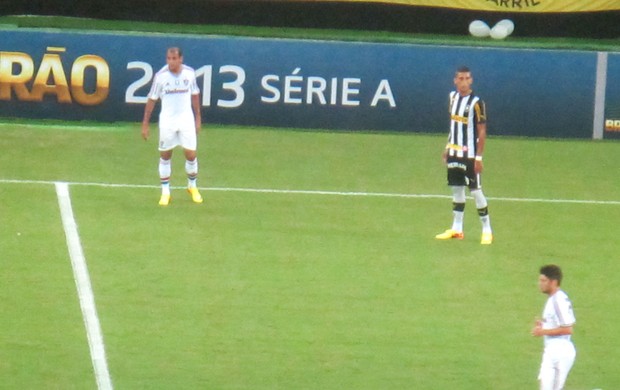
[481, 232, 494, 245]
[158, 194, 171, 206]
[187, 187, 203, 203]
[435, 229, 464, 240]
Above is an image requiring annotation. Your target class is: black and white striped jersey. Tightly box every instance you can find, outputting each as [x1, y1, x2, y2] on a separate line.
[447, 91, 486, 159]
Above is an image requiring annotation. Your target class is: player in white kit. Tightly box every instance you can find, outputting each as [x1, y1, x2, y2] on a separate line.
[142, 47, 202, 206]
[531, 264, 576, 390]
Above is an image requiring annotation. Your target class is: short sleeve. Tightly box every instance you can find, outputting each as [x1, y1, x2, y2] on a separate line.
[147, 73, 161, 100]
[555, 292, 576, 327]
[474, 99, 487, 124]
[190, 73, 200, 95]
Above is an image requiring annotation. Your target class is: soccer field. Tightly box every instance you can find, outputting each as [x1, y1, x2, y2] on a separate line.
[1, 122, 619, 389]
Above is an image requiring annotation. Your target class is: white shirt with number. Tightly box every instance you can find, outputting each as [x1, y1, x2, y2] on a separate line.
[541, 289, 575, 347]
[147, 64, 200, 130]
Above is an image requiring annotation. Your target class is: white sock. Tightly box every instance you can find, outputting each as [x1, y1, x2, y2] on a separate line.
[452, 210, 464, 233]
[472, 190, 492, 233]
[186, 158, 198, 188]
[471, 189, 488, 209]
[451, 186, 466, 233]
[480, 214, 492, 234]
[159, 158, 171, 195]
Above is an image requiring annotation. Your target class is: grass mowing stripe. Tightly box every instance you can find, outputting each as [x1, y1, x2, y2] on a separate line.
[55, 182, 114, 390]
[3, 178, 619, 205]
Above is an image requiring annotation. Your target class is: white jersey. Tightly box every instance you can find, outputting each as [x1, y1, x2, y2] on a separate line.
[147, 64, 200, 129]
[541, 289, 575, 347]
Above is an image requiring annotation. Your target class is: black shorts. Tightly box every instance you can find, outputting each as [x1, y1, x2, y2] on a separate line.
[446, 156, 481, 190]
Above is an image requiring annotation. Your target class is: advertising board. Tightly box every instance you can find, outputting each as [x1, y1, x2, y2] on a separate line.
[0, 29, 607, 138]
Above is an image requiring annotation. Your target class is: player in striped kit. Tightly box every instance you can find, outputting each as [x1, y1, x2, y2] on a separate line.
[531, 264, 576, 390]
[435, 66, 493, 244]
[142, 47, 203, 206]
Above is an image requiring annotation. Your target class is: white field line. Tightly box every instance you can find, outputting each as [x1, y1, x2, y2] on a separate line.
[55, 182, 114, 390]
[1, 178, 618, 205]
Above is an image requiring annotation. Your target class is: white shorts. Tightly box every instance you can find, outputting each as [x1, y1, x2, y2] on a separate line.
[538, 341, 576, 390]
[158, 125, 197, 151]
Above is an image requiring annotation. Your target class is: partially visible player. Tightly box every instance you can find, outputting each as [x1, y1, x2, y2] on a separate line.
[435, 66, 493, 244]
[142, 47, 203, 206]
[531, 264, 576, 390]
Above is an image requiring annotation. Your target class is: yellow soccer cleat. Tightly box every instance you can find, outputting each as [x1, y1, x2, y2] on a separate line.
[481, 232, 494, 245]
[187, 187, 203, 203]
[435, 229, 464, 240]
[158, 194, 171, 206]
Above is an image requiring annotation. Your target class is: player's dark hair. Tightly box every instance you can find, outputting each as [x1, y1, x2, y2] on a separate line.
[456, 66, 471, 74]
[540, 264, 563, 285]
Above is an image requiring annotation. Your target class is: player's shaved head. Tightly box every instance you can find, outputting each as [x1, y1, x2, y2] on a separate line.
[167, 47, 183, 57]
[456, 65, 471, 75]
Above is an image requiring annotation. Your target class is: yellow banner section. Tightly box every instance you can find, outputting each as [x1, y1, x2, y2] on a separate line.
[325, 0, 620, 12]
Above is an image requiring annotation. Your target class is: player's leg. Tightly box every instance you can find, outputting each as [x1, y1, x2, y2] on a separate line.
[158, 150, 173, 206]
[180, 129, 202, 203]
[469, 170, 493, 244]
[157, 127, 177, 206]
[553, 344, 576, 390]
[538, 368, 557, 390]
[451, 185, 466, 233]
[471, 188, 493, 242]
[436, 160, 466, 240]
[183, 149, 198, 188]
[537, 350, 556, 390]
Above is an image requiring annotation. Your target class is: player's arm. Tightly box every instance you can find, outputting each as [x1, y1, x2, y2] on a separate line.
[141, 98, 157, 140]
[531, 322, 573, 337]
[442, 137, 450, 164]
[476, 122, 487, 155]
[474, 101, 487, 174]
[192, 93, 201, 134]
[443, 95, 453, 164]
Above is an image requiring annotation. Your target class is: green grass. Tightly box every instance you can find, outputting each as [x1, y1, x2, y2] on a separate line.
[1, 15, 619, 51]
[1, 122, 619, 389]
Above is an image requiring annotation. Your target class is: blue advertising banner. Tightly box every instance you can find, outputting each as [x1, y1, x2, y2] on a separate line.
[0, 29, 601, 138]
[604, 53, 620, 139]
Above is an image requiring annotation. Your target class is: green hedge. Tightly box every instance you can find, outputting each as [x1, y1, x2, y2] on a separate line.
[3, 0, 619, 39]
